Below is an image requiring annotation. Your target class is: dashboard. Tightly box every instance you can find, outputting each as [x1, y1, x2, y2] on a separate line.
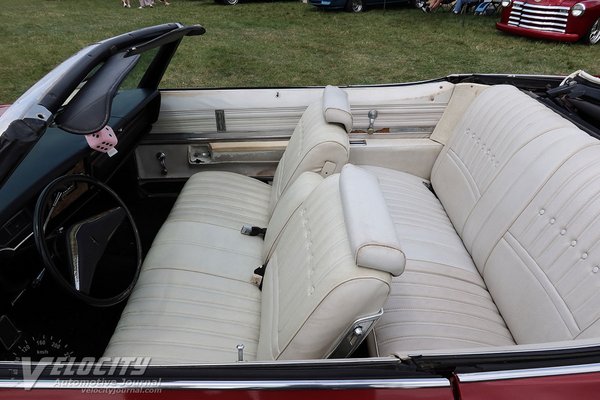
[0, 89, 160, 252]
[0, 89, 159, 359]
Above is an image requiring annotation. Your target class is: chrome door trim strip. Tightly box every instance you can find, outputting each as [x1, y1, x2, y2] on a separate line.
[458, 362, 600, 383]
[0, 378, 450, 390]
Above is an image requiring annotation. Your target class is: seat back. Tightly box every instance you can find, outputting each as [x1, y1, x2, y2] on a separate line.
[258, 165, 404, 360]
[268, 86, 351, 214]
[431, 85, 576, 235]
[432, 84, 600, 344]
[484, 145, 600, 344]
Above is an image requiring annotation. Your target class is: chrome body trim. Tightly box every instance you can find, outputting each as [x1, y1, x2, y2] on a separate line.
[511, 7, 568, 16]
[0, 378, 451, 390]
[458, 363, 600, 383]
[510, 14, 568, 23]
[512, 1, 569, 10]
[0, 356, 400, 368]
[508, 1, 569, 33]
[326, 309, 384, 359]
[508, 21, 566, 32]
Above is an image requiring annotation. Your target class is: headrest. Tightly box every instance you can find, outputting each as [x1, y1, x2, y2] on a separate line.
[339, 164, 405, 276]
[322, 85, 353, 133]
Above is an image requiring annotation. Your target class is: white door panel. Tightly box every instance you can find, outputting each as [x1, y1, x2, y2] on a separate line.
[151, 82, 454, 135]
[137, 82, 455, 183]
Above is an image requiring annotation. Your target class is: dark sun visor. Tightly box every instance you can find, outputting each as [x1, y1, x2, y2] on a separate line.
[54, 53, 141, 135]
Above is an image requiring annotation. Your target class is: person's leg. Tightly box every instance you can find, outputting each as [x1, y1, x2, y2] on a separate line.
[429, 0, 442, 10]
[452, 0, 463, 13]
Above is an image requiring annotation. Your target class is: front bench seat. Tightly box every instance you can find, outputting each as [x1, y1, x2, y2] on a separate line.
[169, 85, 352, 232]
[129, 86, 353, 303]
[104, 165, 405, 364]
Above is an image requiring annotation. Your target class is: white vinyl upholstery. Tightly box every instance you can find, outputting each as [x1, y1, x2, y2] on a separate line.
[105, 171, 330, 363]
[486, 145, 600, 343]
[370, 84, 600, 356]
[322, 85, 353, 133]
[258, 174, 391, 360]
[168, 171, 272, 230]
[340, 165, 405, 276]
[430, 85, 577, 235]
[104, 267, 262, 364]
[105, 86, 353, 364]
[262, 172, 324, 261]
[173, 86, 350, 232]
[106, 167, 396, 364]
[107, 83, 600, 363]
[364, 166, 515, 355]
[268, 97, 350, 214]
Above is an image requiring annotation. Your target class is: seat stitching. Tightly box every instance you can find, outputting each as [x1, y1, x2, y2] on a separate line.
[479, 142, 600, 272]
[108, 338, 258, 355]
[127, 296, 260, 315]
[120, 310, 259, 329]
[149, 239, 261, 259]
[138, 266, 259, 286]
[115, 325, 259, 343]
[503, 232, 580, 335]
[387, 293, 499, 313]
[377, 321, 513, 341]
[398, 269, 485, 288]
[382, 307, 510, 327]
[377, 335, 510, 347]
[130, 281, 259, 301]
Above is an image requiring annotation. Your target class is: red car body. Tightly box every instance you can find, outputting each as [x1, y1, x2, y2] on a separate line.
[1, 370, 600, 399]
[496, 0, 600, 43]
[0, 105, 10, 117]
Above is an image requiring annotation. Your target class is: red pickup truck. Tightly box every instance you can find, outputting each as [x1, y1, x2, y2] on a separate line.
[496, 0, 600, 44]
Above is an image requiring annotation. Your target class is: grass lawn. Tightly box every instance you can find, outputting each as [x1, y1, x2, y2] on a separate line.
[0, 0, 597, 103]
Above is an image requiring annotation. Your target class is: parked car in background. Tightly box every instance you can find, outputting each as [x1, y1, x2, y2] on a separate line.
[309, 0, 411, 12]
[496, 0, 600, 44]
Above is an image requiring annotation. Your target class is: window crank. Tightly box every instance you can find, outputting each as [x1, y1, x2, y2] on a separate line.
[156, 152, 168, 176]
[367, 110, 378, 134]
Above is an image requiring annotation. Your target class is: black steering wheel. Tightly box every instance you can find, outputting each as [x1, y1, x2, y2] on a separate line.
[33, 174, 142, 307]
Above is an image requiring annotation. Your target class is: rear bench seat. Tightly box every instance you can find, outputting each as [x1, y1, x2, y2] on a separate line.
[369, 84, 600, 355]
[105, 165, 404, 363]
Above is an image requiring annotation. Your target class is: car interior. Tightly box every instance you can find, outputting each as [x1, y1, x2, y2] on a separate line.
[1, 25, 600, 367]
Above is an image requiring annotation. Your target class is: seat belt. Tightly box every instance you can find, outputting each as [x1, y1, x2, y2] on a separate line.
[240, 224, 268, 289]
[241, 225, 266, 238]
[251, 264, 266, 290]
[422, 181, 438, 198]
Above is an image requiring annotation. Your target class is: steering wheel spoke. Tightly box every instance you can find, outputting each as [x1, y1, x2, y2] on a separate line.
[66, 207, 127, 294]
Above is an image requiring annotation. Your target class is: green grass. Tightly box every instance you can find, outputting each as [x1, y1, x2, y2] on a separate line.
[0, 0, 597, 103]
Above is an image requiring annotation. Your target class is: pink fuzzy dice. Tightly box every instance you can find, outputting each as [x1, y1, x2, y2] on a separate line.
[85, 125, 118, 156]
